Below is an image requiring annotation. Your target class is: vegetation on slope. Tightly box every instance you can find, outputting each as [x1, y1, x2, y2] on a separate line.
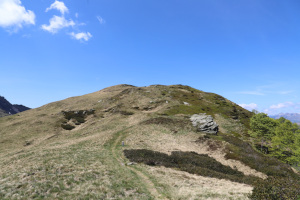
[221, 112, 300, 199]
[249, 112, 300, 165]
[0, 84, 300, 199]
[124, 149, 258, 185]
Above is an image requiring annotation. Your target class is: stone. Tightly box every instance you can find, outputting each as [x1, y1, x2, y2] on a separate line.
[190, 113, 219, 134]
[183, 102, 190, 105]
[126, 162, 136, 166]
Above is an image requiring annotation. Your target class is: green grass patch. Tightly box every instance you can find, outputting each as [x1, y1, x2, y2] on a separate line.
[0, 141, 153, 200]
[163, 87, 253, 130]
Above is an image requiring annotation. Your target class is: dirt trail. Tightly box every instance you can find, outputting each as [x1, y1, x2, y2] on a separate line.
[111, 130, 167, 200]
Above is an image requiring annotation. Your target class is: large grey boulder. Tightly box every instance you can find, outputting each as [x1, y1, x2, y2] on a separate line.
[190, 113, 219, 134]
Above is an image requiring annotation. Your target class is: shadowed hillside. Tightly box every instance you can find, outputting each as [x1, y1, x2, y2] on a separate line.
[0, 96, 30, 117]
[0, 84, 299, 199]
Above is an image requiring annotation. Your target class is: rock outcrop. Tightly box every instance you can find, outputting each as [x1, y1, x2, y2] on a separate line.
[190, 113, 218, 134]
[0, 96, 30, 117]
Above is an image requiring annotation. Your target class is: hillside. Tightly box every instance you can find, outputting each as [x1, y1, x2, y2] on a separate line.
[0, 96, 30, 117]
[0, 84, 299, 199]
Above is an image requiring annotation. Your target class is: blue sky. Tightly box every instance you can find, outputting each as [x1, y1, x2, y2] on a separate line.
[1, 0, 300, 115]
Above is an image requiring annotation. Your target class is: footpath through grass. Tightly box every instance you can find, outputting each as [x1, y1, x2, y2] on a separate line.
[0, 137, 154, 200]
[105, 129, 170, 199]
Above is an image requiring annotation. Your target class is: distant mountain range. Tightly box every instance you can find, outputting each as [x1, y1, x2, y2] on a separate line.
[0, 96, 30, 117]
[269, 113, 300, 124]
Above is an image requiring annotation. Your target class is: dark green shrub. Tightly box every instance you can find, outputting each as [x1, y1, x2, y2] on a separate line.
[250, 177, 300, 200]
[223, 135, 295, 177]
[118, 110, 134, 115]
[60, 109, 95, 129]
[124, 149, 259, 185]
[73, 116, 85, 124]
[61, 123, 75, 130]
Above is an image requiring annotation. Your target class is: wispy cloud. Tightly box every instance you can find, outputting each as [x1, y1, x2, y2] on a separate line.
[263, 102, 300, 115]
[238, 83, 294, 96]
[0, 0, 35, 31]
[239, 91, 265, 96]
[41, 15, 75, 33]
[97, 16, 105, 24]
[277, 91, 294, 95]
[239, 103, 258, 111]
[46, 0, 68, 15]
[70, 32, 92, 42]
[269, 102, 294, 109]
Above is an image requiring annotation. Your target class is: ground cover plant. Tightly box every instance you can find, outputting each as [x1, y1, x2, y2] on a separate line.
[124, 149, 259, 185]
[1, 84, 300, 199]
[222, 135, 300, 199]
[61, 109, 95, 130]
[249, 113, 300, 165]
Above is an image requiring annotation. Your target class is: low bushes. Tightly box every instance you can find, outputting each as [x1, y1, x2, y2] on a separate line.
[222, 135, 300, 199]
[124, 146, 300, 199]
[124, 149, 258, 185]
[223, 135, 295, 177]
[250, 177, 300, 200]
[61, 109, 95, 130]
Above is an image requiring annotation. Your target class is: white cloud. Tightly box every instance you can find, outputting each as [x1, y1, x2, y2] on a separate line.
[269, 102, 294, 109]
[0, 0, 35, 30]
[70, 32, 92, 41]
[97, 16, 105, 24]
[239, 91, 265, 96]
[46, 0, 68, 15]
[278, 91, 293, 95]
[239, 103, 258, 111]
[41, 15, 75, 33]
[42, 1, 92, 42]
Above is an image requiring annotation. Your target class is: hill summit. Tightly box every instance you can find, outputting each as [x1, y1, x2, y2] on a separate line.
[0, 96, 30, 117]
[0, 84, 299, 199]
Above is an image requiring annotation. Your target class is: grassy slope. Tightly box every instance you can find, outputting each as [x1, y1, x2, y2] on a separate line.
[0, 84, 298, 199]
[0, 109, 8, 117]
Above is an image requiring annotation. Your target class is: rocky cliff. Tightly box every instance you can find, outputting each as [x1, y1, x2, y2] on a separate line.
[0, 96, 30, 117]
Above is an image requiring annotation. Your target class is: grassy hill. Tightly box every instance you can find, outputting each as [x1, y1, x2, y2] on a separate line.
[0, 84, 299, 199]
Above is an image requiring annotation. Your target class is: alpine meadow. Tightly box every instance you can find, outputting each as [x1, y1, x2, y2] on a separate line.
[1, 0, 300, 199]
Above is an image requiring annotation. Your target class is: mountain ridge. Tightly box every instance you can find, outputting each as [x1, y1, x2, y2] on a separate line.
[270, 113, 300, 124]
[0, 84, 298, 199]
[0, 96, 30, 117]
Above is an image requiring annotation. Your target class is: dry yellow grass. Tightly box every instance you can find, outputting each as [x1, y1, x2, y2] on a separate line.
[0, 84, 266, 199]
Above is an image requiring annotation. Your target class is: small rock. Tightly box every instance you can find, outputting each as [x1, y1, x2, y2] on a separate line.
[127, 162, 136, 166]
[183, 102, 190, 105]
[24, 140, 33, 146]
